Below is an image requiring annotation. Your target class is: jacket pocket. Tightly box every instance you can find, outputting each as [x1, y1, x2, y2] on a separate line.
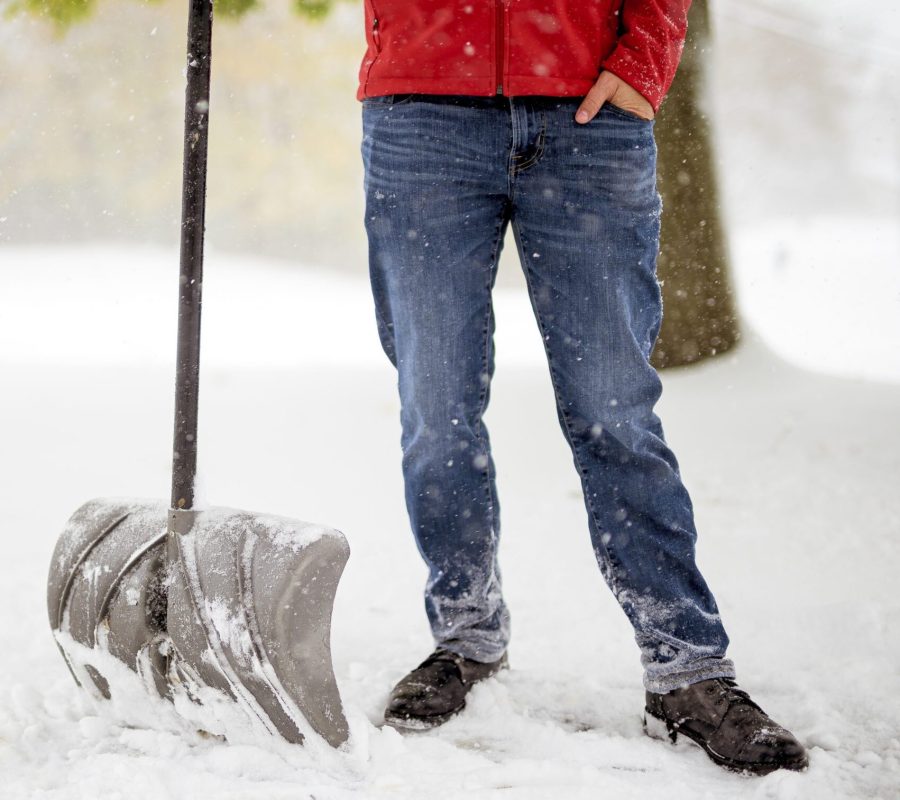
[362, 0, 382, 93]
[365, 0, 382, 53]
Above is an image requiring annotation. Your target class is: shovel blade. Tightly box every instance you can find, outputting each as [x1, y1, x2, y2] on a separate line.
[47, 499, 170, 701]
[48, 499, 350, 748]
[166, 507, 350, 747]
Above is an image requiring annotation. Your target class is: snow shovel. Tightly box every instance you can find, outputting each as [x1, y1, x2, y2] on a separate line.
[46, 0, 350, 748]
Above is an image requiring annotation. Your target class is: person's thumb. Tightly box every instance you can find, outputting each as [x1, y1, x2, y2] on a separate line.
[575, 72, 617, 124]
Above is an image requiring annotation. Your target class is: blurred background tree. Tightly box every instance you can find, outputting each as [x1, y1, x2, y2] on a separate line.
[5, 0, 882, 373]
[652, 0, 740, 368]
[0, 0, 365, 268]
[3, 0, 340, 28]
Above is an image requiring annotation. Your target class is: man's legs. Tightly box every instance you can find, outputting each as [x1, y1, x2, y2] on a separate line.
[508, 97, 735, 693]
[361, 94, 512, 663]
[361, 97, 807, 771]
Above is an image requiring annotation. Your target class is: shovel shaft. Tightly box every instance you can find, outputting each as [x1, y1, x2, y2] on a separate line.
[171, 0, 213, 511]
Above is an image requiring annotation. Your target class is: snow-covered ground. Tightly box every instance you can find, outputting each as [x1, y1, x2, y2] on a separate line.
[731, 219, 900, 385]
[1, 245, 898, 799]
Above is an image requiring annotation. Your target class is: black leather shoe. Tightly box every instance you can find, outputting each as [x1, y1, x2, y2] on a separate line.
[644, 677, 808, 775]
[384, 648, 508, 730]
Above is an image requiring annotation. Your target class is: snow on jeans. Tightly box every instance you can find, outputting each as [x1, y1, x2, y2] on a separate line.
[360, 93, 736, 693]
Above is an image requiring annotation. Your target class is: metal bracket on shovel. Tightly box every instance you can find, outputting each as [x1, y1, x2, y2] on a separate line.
[46, 0, 350, 749]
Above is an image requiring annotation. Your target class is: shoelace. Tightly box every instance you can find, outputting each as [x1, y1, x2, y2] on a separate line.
[715, 679, 767, 724]
[417, 649, 464, 673]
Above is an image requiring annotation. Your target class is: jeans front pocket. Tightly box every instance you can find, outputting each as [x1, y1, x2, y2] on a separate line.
[363, 93, 420, 108]
[603, 102, 653, 123]
[389, 93, 417, 106]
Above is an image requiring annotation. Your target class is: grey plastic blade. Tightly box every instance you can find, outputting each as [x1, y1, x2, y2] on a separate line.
[47, 499, 169, 700]
[48, 498, 350, 749]
[166, 508, 350, 748]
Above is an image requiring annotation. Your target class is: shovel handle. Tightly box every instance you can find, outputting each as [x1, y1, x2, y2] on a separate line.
[171, 0, 213, 511]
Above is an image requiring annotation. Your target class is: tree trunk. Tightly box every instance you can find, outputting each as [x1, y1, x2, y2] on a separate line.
[651, 0, 740, 369]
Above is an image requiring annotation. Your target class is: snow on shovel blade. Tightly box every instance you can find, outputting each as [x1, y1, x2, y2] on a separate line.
[47, 499, 170, 702]
[48, 498, 350, 748]
[166, 506, 350, 748]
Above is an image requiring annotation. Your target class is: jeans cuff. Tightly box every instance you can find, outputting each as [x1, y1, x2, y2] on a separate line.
[437, 636, 508, 665]
[643, 657, 737, 694]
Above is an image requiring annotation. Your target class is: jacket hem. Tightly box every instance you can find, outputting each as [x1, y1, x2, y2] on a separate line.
[357, 75, 598, 102]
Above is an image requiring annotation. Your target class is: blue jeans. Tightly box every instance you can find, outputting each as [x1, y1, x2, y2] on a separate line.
[361, 94, 735, 693]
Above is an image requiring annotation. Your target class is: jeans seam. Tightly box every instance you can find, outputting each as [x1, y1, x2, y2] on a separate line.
[511, 218, 624, 591]
[473, 204, 509, 572]
[506, 104, 518, 199]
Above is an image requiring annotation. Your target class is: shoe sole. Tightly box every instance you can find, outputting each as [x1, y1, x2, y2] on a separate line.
[383, 704, 464, 731]
[642, 710, 809, 776]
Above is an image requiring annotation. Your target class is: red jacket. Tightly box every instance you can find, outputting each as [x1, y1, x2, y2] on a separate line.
[356, 1, 691, 113]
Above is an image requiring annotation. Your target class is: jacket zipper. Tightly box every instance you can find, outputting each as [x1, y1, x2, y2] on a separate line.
[495, 0, 505, 94]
